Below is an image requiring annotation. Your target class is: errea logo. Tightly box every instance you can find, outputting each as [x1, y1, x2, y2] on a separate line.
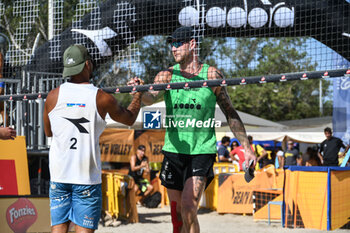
[66, 57, 75, 65]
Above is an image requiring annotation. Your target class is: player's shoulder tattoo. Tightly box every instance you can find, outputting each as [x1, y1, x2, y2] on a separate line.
[208, 66, 224, 80]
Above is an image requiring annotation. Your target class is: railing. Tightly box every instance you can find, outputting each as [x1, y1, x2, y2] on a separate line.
[1, 72, 67, 151]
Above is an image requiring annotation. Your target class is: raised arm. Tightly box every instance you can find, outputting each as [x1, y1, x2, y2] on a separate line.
[97, 89, 142, 126]
[209, 67, 256, 166]
[142, 70, 172, 105]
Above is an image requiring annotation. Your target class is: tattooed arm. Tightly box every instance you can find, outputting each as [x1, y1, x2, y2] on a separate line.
[208, 67, 257, 166]
[142, 69, 172, 105]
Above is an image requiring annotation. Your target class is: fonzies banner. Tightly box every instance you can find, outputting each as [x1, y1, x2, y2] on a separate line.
[0, 197, 51, 233]
[24, 0, 350, 73]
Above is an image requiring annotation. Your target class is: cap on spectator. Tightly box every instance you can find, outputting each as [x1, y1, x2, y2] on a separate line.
[137, 145, 146, 150]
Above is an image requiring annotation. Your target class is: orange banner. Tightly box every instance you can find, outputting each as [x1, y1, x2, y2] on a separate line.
[217, 166, 284, 214]
[253, 189, 283, 221]
[0, 197, 50, 233]
[134, 130, 165, 162]
[99, 129, 135, 163]
[330, 170, 350, 230]
[284, 170, 328, 230]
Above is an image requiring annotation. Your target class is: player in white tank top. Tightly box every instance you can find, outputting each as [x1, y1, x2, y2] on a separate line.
[43, 44, 143, 232]
[48, 82, 106, 184]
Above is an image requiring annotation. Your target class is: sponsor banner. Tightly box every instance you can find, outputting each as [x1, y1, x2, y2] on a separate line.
[217, 165, 283, 214]
[134, 130, 165, 162]
[99, 128, 135, 163]
[0, 136, 30, 195]
[0, 197, 50, 233]
[333, 75, 350, 145]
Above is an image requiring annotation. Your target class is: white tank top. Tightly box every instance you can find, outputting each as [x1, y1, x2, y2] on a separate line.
[48, 82, 106, 184]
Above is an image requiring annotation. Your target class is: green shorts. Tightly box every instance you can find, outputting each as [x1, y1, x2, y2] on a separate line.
[137, 179, 150, 193]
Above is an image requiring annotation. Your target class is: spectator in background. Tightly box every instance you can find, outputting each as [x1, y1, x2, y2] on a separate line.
[230, 141, 239, 152]
[305, 147, 321, 166]
[275, 147, 284, 169]
[0, 126, 16, 140]
[248, 135, 268, 169]
[129, 145, 154, 202]
[230, 141, 248, 171]
[217, 136, 232, 162]
[281, 140, 301, 167]
[318, 127, 349, 166]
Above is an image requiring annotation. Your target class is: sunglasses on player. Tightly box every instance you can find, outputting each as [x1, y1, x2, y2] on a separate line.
[171, 41, 188, 48]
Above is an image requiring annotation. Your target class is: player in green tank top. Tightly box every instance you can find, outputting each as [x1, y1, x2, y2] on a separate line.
[142, 27, 256, 233]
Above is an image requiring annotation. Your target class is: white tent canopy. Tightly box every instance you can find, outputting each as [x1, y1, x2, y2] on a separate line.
[220, 130, 326, 144]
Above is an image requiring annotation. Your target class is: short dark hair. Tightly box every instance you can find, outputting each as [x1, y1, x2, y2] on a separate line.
[221, 136, 230, 144]
[232, 141, 239, 146]
[324, 127, 332, 134]
[137, 145, 146, 150]
[247, 135, 253, 142]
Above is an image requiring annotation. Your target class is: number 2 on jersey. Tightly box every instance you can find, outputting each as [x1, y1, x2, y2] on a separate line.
[70, 137, 77, 149]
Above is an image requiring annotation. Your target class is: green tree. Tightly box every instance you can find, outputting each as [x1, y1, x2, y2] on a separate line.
[219, 38, 331, 121]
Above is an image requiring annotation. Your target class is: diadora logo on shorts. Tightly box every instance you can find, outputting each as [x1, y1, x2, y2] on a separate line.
[143, 110, 161, 129]
[179, 0, 294, 29]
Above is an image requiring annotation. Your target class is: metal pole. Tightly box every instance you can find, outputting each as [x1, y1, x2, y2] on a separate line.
[48, 0, 54, 40]
[38, 79, 44, 149]
[319, 79, 323, 116]
[16, 78, 22, 136]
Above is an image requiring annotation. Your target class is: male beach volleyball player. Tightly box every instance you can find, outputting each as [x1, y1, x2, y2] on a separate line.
[43, 44, 143, 233]
[142, 26, 256, 233]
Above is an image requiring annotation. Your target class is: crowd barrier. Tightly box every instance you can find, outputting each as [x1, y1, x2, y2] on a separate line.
[200, 163, 237, 210]
[253, 189, 283, 222]
[101, 170, 139, 223]
[284, 166, 350, 230]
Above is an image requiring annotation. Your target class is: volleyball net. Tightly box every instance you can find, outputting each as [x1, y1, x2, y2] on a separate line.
[0, 0, 350, 146]
[1, 0, 349, 84]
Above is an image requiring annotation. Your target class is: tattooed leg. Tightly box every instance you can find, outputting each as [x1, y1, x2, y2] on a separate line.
[181, 176, 207, 233]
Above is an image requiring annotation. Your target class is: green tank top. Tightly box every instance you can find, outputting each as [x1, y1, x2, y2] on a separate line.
[162, 63, 218, 155]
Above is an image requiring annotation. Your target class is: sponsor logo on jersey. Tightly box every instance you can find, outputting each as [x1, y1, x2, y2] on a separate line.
[67, 103, 86, 107]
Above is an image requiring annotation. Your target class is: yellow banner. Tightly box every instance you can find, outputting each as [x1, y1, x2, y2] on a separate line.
[0, 197, 50, 233]
[134, 130, 165, 162]
[99, 129, 134, 162]
[0, 136, 30, 195]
